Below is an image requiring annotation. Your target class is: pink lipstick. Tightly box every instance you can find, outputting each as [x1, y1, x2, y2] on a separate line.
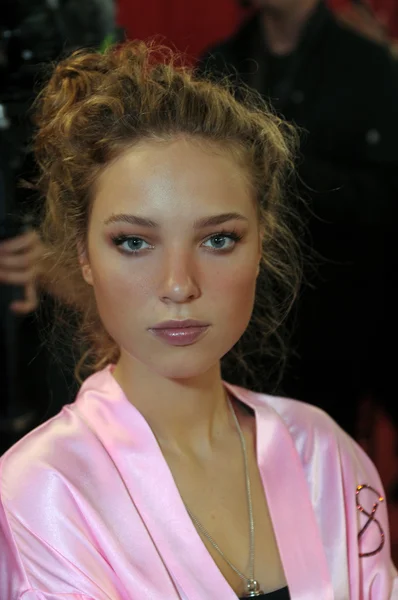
[149, 319, 210, 346]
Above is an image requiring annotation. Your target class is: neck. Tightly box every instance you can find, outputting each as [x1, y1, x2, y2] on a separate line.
[113, 354, 231, 458]
[261, 0, 319, 56]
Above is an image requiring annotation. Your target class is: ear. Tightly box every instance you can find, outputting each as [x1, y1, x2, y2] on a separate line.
[77, 240, 93, 286]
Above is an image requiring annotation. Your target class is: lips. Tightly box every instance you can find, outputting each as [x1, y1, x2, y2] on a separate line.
[149, 319, 210, 346]
[151, 319, 210, 330]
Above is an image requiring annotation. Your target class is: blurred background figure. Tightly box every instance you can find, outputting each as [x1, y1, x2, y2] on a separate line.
[199, 0, 398, 441]
[0, 0, 119, 454]
[336, 0, 398, 50]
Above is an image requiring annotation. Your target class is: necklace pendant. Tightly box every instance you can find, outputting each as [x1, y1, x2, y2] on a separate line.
[245, 579, 264, 597]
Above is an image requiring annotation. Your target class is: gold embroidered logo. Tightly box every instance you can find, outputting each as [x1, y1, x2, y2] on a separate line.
[356, 484, 385, 557]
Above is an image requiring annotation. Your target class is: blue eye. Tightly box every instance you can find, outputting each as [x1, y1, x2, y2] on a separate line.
[110, 231, 243, 255]
[111, 235, 152, 254]
[203, 232, 242, 251]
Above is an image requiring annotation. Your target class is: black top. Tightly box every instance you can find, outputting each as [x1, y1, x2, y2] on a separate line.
[239, 587, 290, 600]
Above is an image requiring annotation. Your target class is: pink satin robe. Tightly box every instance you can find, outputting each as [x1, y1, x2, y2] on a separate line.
[1, 364, 397, 599]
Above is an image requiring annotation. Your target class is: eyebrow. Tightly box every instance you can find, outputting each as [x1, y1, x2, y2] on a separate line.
[104, 212, 248, 229]
[104, 214, 158, 228]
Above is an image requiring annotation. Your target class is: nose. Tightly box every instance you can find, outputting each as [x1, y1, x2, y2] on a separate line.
[159, 249, 201, 304]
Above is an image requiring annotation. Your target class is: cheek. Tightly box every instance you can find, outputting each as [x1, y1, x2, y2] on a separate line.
[210, 261, 258, 318]
[89, 252, 153, 324]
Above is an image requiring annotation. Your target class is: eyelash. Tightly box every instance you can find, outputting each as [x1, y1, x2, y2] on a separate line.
[110, 230, 243, 255]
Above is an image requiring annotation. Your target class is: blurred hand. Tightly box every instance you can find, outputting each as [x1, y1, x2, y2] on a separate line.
[0, 229, 45, 314]
[338, 4, 390, 45]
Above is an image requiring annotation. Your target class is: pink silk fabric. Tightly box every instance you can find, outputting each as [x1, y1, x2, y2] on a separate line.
[1, 364, 397, 599]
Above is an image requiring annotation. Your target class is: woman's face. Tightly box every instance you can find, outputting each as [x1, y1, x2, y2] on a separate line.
[80, 138, 262, 380]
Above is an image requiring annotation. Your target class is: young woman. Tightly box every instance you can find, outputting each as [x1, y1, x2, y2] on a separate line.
[0, 42, 396, 600]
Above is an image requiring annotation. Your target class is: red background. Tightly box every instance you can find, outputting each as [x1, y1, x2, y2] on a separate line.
[116, 0, 398, 60]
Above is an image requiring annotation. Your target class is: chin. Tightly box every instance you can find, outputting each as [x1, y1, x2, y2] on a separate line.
[152, 356, 219, 382]
[147, 328, 247, 382]
[118, 326, 247, 382]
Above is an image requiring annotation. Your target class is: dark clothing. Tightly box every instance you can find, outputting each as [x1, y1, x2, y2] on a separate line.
[200, 1, 398, 434]
[239, 587, 289, 599]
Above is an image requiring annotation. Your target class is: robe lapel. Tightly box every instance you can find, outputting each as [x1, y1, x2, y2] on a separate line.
[225, 383, 335, 600]
[110, 408, 238, 599]
[78, 367, 237, 599]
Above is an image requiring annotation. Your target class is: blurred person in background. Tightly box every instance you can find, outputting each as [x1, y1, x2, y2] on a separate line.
[200, 0, 398, 439]
[0, 0, 119, 314]
[0, 0, 119, 454]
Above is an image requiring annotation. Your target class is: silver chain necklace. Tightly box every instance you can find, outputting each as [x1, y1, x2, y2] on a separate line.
[184, 396, 264, 598]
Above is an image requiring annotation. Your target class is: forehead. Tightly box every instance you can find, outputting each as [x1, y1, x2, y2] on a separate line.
[93, 137, 256, 219]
